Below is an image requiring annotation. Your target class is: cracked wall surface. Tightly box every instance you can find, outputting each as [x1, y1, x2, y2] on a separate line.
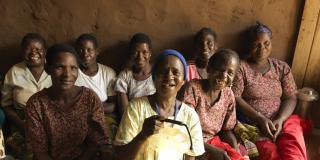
[0, 0, 303, 74]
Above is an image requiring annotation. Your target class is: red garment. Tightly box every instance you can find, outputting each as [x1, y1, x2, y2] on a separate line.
[207, 136, 245, 160]
[301, 118, 313, 136]
[256, 115, 307, 160]
[187, 64, 202, 81]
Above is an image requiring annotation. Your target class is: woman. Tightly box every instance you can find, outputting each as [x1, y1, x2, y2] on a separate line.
[114, 49, 205, 160]
[114, 33, 156, 114]
[232, 22, 308, 160]
[1, 33, 51, 159]
[187, 27, 218, 81]
[182, 49, 245, 160]
[25, 44, 110, 160]
[74, 33, 118, 141]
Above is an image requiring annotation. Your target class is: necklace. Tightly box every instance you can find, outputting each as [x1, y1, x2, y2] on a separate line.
[155, 100, 180, 127]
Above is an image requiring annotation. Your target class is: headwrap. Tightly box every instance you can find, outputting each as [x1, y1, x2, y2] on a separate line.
[250, 21, 272, 38]
[152, 49, 188, 81]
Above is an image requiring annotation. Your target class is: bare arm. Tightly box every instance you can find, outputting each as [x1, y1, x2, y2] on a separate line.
[115, 132, 147, 160]
[272, 95, 297, 140]
[103, 95, 117, 114]
[204, 143, 230, 160]
[219, 130, 239, 152]
[116, 115, 164, 159]
[274, 95, 296, 123]
[3, 106, 25, 133]
[235, 97, 261, 122]
[235, 97, 275, 138]
[117, 92, 129, 115]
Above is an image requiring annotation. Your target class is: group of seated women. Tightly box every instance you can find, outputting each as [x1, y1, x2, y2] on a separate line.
[0, 21, 312, 160]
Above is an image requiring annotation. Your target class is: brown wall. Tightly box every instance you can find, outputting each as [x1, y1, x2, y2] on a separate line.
[0, 0, 304, 75]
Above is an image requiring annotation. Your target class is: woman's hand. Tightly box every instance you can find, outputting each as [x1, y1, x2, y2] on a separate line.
[140, 115, 164, 138]
[207, 146, 230, 160]
[219, 130, 240, 153]
[272, 118, 284, 141]
[256, 115, 276, 139]
[115, 115, 164, 160]
[205, 143, 230, 160]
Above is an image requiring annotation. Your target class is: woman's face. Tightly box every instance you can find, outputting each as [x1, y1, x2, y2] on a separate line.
[208, 56, 238, 90]
[196, 33, 217, 61]
[23, 40, 46, 67]
[154, 56, 185, 97]
[49, 52, 79, 91]
[77, 40, 98, 67]
[132, 43, 151, 68]
[249, 32, 272, 62]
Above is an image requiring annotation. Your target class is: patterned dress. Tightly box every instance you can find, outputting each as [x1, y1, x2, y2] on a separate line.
[182, 80, 236, 142]
[232, 58, 297, 120]
[232, 58, 308, 160]
[182, 80, 245, 160]
[26, 87, 108, 160]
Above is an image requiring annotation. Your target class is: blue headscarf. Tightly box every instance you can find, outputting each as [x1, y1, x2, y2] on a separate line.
[152, 49, 188, 81]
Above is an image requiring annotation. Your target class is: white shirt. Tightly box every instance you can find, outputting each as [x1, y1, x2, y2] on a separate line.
[114, 97, 205, 159]
[75, 63, 116, 102]
[1, 61, 52, 109]
[114, 69, 156, 100]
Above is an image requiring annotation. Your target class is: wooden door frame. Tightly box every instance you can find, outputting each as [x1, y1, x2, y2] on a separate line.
[291, 0, 320, 88]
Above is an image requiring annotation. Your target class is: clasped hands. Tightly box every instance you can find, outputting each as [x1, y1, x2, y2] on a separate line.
[256, 115, 285, 141]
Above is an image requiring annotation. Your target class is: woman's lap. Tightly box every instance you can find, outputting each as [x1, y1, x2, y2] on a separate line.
[256, 115, 307, 160]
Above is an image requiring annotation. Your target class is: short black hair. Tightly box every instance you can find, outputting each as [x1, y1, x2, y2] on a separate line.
[75, 33, 98, 48]
[207, 48, 239, 73]
[194, 27, 217, 44]
[46, 44, 81, 68]
[21, 32, 47, 48]
[129, 33, 152, 53]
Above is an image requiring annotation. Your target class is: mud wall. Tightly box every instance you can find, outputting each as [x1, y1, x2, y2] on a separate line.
[0, 0, 304, 75]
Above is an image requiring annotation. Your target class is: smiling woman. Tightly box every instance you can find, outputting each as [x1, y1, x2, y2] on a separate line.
[232, 22, 308, 160]
[181, 49, 245, 160]
[114, 33, 156, 115]
[114, 49, 205, 160]
[25, 44, 111, 160]
[1, 33, 51, 159]
[187, 27, 218, 81]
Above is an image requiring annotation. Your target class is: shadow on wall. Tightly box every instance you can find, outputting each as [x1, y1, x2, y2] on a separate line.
[158, 34, 194, 61]
[0, 35, 195, 75]
[233, 28, 250, 59]
[99, 40, 129, 73]
[0, 27, 287, 76]
[0, 44, 22, 75]
[98, 34, 194, 73]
